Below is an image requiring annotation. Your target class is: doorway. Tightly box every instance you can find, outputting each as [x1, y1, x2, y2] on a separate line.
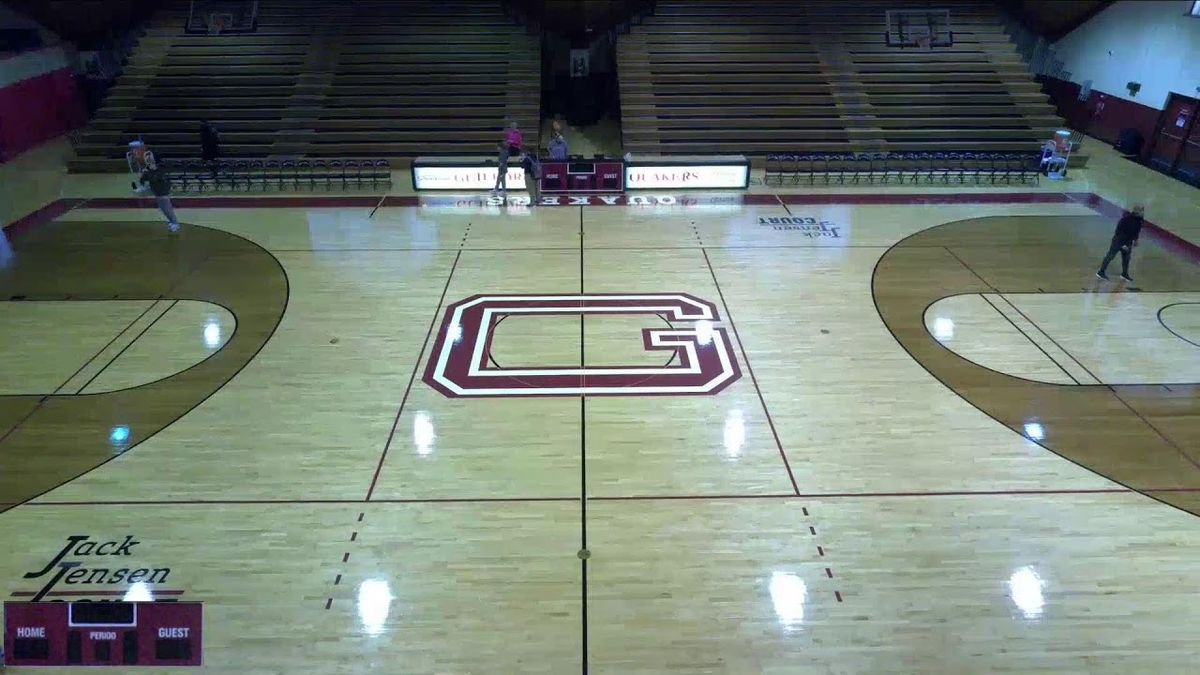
[1147, 92, 1200, 185]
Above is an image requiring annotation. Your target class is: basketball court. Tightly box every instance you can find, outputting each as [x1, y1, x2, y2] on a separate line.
[2, 139, 1200, 672]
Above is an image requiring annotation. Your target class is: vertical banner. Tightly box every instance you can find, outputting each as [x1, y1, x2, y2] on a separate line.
[570, 49, 590, 78]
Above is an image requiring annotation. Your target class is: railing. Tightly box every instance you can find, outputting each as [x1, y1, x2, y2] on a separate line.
[764, 151, 1045, 186]
[161, 158, 392, 193]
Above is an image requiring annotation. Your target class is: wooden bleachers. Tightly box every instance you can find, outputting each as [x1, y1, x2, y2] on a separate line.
[618, 0, 1083, 165]
[70, 0, 539, 172]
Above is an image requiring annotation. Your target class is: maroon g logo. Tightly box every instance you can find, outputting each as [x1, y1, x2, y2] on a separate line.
[423, 294, 741, 397]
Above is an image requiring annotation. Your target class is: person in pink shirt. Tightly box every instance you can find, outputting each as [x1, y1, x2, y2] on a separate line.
[504, 121, 522, 156]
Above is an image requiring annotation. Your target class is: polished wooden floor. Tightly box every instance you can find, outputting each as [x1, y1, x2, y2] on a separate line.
[3, 140, 1200, 673]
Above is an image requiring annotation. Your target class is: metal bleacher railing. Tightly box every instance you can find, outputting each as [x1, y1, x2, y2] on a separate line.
[764, 151, 1044, 187]
[161, 158, 393, 194]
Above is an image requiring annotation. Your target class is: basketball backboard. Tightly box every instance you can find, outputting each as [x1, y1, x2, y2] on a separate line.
[884, 8, 953, 48]
[185, 0, 258, 34]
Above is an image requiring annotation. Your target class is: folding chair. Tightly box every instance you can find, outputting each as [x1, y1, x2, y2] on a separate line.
[773, 154, 791, 186]
[1006, 152, 1024, 184]
[263, 160, 280, 192]
[869, 152, 889, 184]
[899, 152, 921, 184]
[374, 160, 391, 189]
[1020, 152, 1040, 185]
[355, 160, 370, 189]
[981, 153, 999, 184]
[166, 160, 188, 194]
[782, 154, 799, 186]
[847, 153, 865, 184]
[329, 160, 346, 190]
[310, 160, 328, 190]
[946, 153, 964, 184]
[923, 152, 940, 184]
[808, 152, 826, 184]
[232, 160, 252, 191]
[247, 159, 266, 191]
[765, 154, 782, 185]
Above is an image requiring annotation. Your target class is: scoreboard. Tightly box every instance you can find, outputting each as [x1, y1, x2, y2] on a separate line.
[4, 601, 202, 667]
[538, 159, 624, 194]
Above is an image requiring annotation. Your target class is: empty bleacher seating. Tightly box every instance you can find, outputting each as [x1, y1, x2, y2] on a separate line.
[70, 0, 539, 172]
[617, 0, 1084, 167]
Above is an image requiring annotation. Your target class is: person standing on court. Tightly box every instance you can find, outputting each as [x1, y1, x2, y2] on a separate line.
[1096, 205, 1144, 281]
[200, 121, 220, 179]
[504, 121, 522, 157]
[548, 120, 568, 160]
[492, 142, 510, 195]
[522, 146, 542, 206]
[137, 161, 180, 233]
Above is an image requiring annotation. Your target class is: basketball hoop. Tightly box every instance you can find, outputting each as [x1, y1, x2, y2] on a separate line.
[207, 12, 233, 35]
[915, 33, 933, 51]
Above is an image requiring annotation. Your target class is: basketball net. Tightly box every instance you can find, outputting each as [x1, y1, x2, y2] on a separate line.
[916, 34, 932, 51]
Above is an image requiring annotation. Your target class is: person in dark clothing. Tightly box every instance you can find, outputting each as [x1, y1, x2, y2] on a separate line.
[1096, 205, 1144, 281]
[521, 147, 541, 206]
[200, 121, 220, 179]
[491, 143, 510, 195]
[138, 164, 179, 233]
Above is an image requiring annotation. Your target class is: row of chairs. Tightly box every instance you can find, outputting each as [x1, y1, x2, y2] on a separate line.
[764, 151, 1044, 186]
[162, 158, 392, 193]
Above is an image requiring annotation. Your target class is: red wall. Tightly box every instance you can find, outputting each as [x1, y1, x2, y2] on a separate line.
[0, 66, 86, 162]
[1039, 75, 1161, 156]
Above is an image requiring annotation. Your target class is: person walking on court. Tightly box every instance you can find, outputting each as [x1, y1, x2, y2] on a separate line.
[200, 121, 221, 179]
[492, 142, 510, 195]
[137, 162, 180, 233]
[1096, 204, 1144, 281]
[127, 139, 155, 193]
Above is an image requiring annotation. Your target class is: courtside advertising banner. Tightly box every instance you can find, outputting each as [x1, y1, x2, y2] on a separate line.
[413, 166, 526, 191]
[625, 164, 749, 190]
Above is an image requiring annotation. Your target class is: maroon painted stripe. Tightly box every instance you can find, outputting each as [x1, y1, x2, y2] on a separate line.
[82, 196, 382, 209]
[2, 198, 84, 237]
[777, 192, 1072, 205]
[10, 590, 186, 597]
[1066, 192, 1200, 263]
[382, 196, 421, 207]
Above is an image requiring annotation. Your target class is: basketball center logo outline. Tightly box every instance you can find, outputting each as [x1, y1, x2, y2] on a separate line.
[423, 293, 742, 397]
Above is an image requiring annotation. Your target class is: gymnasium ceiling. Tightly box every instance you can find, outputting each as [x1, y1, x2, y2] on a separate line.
[4, 0, 162, 48]
[1004, 0, 1113, 40]
[7, 0, 1115, 47]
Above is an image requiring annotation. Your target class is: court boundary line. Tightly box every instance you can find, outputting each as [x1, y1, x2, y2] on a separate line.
[699, 247, 799, 495]
[1157, 302, 1200, 349]
[578, 205, 589, 675]
[935, 255, 1086, 386]
[14, 191, 1196, 263]
[698, 242, 844, 602]
[364, 243, 467, 500]
[995, 293, 1098, 385]
[75, 300, 181, 394]
[47, 300, 163, 396]
[20, 486, 1200, 506]
[976, 292, 1082, 385]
